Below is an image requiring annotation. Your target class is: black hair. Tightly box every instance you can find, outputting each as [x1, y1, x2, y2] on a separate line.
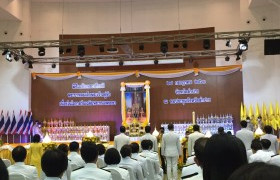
[0, 158, 9, 180]
[57, 144, 69, 155]
[80, 141, 98, 163]
[260, 139, 271, 150]
[145, 126, 151, 133]
[194, 137, 208, 164]
[120, 145, 132, 158]
[130, 142, 140, 153]
[41, 149, 68, 178]
[167, 124, 174, 130]
[104, 148, 121, 165]
[193, 124, 200, 132]
[218, 127, 224, 134]
[97, 144, 106, 156]
[32, 134, 41, 143]
[141, 139, 153, 150]
[251, 139, 262, 151]
[12, 146, 27, 162]
[69, 141, 79, 152]
[120, 126, 126, 133]
[227, 131, 232, 135]
[203, 134, 248, 180]
[240, 121, 248, 128]
[228, 162, 280, 180]
[264, 125, 273, 134]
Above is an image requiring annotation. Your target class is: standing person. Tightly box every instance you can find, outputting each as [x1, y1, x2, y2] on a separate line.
[236, 121, 254, 150]
[161, 124, 181, 180]
[157, 127, 166, 174]
[140, 126, 158, 152]
[188, 125, 205, 156]
[181, 130, 190, 164]
[114, 126, 130, 152]
[29, 134, 44, 175]
[260, 125, 279, 155]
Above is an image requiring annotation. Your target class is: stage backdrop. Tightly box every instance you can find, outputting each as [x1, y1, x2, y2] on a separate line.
[31, 69, 243, 140]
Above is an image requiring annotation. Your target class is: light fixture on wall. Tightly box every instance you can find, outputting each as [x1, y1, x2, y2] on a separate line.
[225, 40, 232, 47]
[160, 42, 168, 54]
[238, 39, 248, 51]
[38, 47, 46, 56]
[225, 55, 230, 61]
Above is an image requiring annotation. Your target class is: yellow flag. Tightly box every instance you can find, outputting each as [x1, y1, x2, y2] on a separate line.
[240, 102, 244, 121]
[269, 103, 277, 130]
[249, 105, 253, 119]
[262, 103, 267, 125]
[276, 102, 280, 129]
[255, 103, 260, 117]
[243, 104, 247, 120]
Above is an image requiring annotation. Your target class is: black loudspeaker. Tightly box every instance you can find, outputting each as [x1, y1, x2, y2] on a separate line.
[264, 39, 280, 55]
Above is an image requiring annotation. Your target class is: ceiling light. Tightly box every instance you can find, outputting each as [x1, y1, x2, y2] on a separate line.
[14, 55, 19, 61]
[77, 45, 85, 57]
[51, 63, 56, 68]
[182, 41, 188, 49]
[38, 47, 45, 56]
[173, 42, 179, 48]
[66, 47, 72, 53]
[123, 60, 154, 66]
[119, 61, 124, 66]
[154, 59, 159, 65]
[6, 52, 12, 62]
[236, 55, 241, 61]
[28, 61, 33, 69]
[59, 48, 64, 55]
[2, 49, 9, 56]
[22, 59, 26, 64]
[160, 42, 168, 54]
[203, 39, 210, 50]
[85, 62, 90, 67]
[99, 45, 105, 53]
[107, 47, 118, 54]
[238, 39, 248, 51]
[226, 40, 232, 47]
[225, 56, 230, 61]
[158, 59, 184, 64]
[139, 44, 144, 51]
[20, 50, 25, 56]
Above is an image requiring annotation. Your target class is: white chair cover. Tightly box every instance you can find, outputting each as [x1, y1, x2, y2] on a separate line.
[70, 163, 80, 171]
[105, 168, 122, 180]
[145, 158, 155, 180]
[120, 165, 136, 180]
[181, 163, 202, 178]
[2, 159, 11, 167]
[186, 156, 195, 165]
[97, 158, 106, 168]
[246, 150, 253, 159]
[269, 155, 280, 167]
[9, 173, 27, 180]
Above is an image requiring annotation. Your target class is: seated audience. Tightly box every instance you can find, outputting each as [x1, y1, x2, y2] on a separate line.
[228, 162, 280, 180]
[0, 158, 9, 180]
[71, 141, 112, 180]
[103, 148, 130, 180]
[140, 126, 158, 152]
[140, 140, 163, 180]
[130, 142, 148, 176]
[56, 144, 71, 180]
[119, 145, 144, 180]
[217, 127, 225, 134]
[188, 125, 205, 156]
[249, 139, 273, 163]
[114, 126, 130, 152]
[260, 125, 279, 155]
[68, 141, 85, 169]
[236, 121, 254, 150]
[96, 144, 106, 168]
[41, 149, 68, 180]
[8, 146, 39, 180]
[181, 137, 208, 180]
[203, 134, 247, 180]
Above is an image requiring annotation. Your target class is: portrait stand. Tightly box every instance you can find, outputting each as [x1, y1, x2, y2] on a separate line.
[120, 81, 150, 137]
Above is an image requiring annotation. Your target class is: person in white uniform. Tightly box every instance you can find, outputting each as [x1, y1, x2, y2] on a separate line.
[104, 148, 130, 180]
[71, 142, 112, 180]
[260, 125, 279, 155]
[161, 123, 182, 180]
[97, 144, 106, 168]
[236, 121, 254, 150]
[68, 141, 85, 169]
[41, 149, 68, 180]
[119, 145, 144, 180]
[130, 142, 148, 178]
[8, 146, 39, 180]
[114, 126, 130, 152]
[140, 126, 158, 152]
[249, 139, 273, 163]
[188, 125, 205, 156]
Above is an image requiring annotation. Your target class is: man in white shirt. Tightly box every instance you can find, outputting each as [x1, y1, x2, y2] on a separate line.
[119, 145, 144, 180]
[260, 125, 279, 155]
[236, 120, 254, 150]
[114, 126, 130, 152]
[97, 144, 106, 168]
[130, 142, 148, 178]
[41, 149, 68, 180]
[140, 126, 158, 152]
[68, 141, 85, 169]
[188, 125, 205, 156]
[161, 123, 182, 180]
[249, 139, 274, 163]
[8, 146, 39, 180]
[71, 142, 112, 180]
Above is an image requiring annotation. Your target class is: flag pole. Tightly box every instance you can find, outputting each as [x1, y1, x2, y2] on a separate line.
[20, 135, 21, 143]
[13, 135, 14, 143]
[6, 134, 8, 143]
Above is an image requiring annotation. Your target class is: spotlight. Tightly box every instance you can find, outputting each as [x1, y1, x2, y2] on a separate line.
[119, 61, 124, 66]
[139, 44, 144, 51]
[22, 59, 26, 64]
[6, 52, 12, 62]
[85, 62, 90, 67]
[225, 56, 230, 61]
[182, 41, 188, 49]
[160, 42, 168, 54]
[77, 45, 85, 57]
[226, 40, 232, 47]
[154, 59, 159, 65]
[173, 42, 179, 48]
[99, 45, 105, 53]
[28, 61, 33, 69]
[20, 50, 25, 56]
[14, 55, 19, 61]
[59, 48, 64, 55]
[238, 39, 248, 51]
[236, 55, 241, 61]
[38, 47, 45, 56]
[2, 49, 8, 56]
[51, 63, 56, 68]
[203, 39, 210, 50]
[66, 47, 72, 53]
